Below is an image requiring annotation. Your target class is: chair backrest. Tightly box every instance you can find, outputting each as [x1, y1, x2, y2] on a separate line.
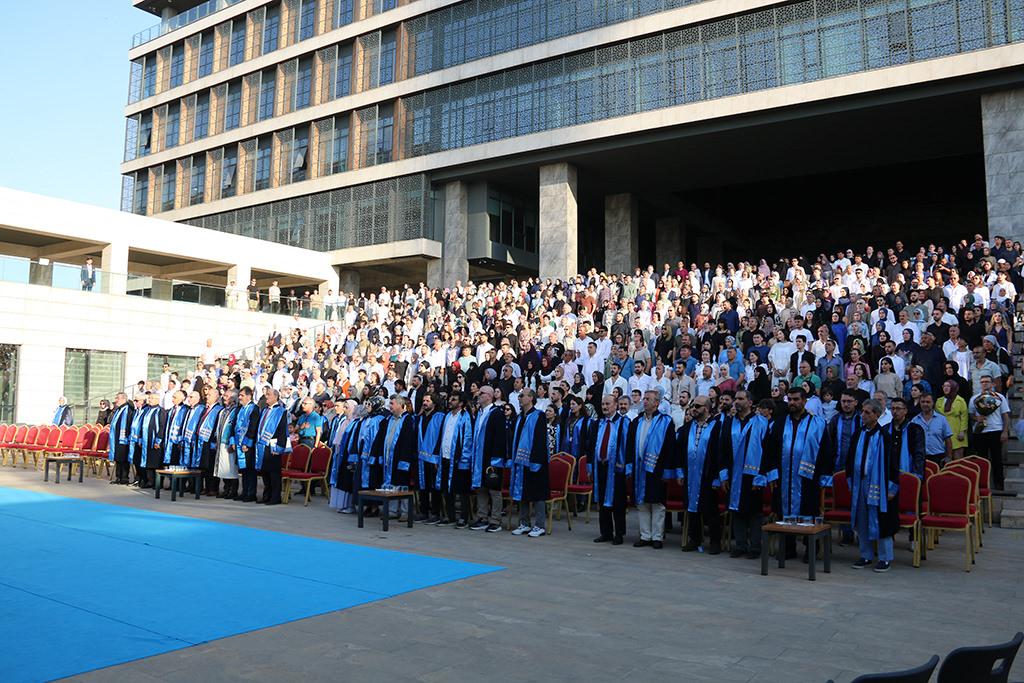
[46, 428, 62, 448]
[75, 428, 96, 450]
[832, 471, 852, 508]
[93, 429, 110, 452]
[309, 446, 331, 474]
[665, 477, 684, 504]
[34, 426, 50, 446]
[288, 444, 311, 472]
[847, 654, 940, 683]
[945, 464, 979, 504]
[924, 460, 940, 478]
[2, 424, 14, 443]
[11, 425, 27, 445]
[23, 425, 38, 446]
[576, 455, 591, 485]
[548, 456, 572, 494]
[962, 456, 991, 490]
[898, 472, 921, 516]
[58, 427, 78, 449]
[927, 472, 971, 516]
[937, 631, 1023, 683]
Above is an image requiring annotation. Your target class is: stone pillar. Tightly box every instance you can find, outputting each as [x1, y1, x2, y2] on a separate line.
[983, 90, 1024, 245]
[443, 181, 470, 289]
[604, 193, 638, 275]
[426, 258, 443, 289]
[150, 278, 174, 301]
[339, 268, 361, 296]
[101, 242, 129, 295]
[539, 162, 577, 281]
[227, 263, 251, 311]
[655, 217, 683, 268]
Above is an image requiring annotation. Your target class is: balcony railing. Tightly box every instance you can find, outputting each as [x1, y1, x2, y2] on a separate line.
[131, 0, 245, 48]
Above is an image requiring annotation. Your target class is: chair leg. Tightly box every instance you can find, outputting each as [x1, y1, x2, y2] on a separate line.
[566, 500, 572, 531]
[964, 528, 972, 572]
[585, 493, 592, 524]
[546, 502, 554, 535]
[304, 481, 312, 507]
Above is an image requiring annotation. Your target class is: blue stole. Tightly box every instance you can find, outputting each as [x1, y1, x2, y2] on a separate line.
[358, 415, 384, 488]
[381, 414, 409, 488]
[438, 411, 473, 489]
[561, 417, 587, 458]
[417, 412, 445, 488]
[683, 419, 715, 512]
[232, 403, 257, 469]
[632, 413, 673, 505]
[850, 428, 892, 541]
[729, 414, 770, 511]
[470, 405, 496, 489]
[191, 404, 223, 467]
[181, 405, 205, 467]
[329, 418, 356, 487]
[165, 404, 187, 453]
[52, 406, 65, 425]
[108, 405, 131, 461]
[510, 409, 541, 501]
[139, 406, 161, 464]
[591, 416, 626, 508]
[254, 404, 288, 470]
[778, 413, 825, 517]
[834, 414, 861, 472]
[128, 409, 145, 462]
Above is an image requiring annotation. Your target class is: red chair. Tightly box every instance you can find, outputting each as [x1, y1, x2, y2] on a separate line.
[85, 428, 111, 478]
[282, 443, 305, 473]
[945, 462, 982, 549]
[963, 455, 993, 528]
[566, 454, 594, 523]
[920, 471, 975, 572]
[1, 425, 24, 466]
[545, 454, 573, 534]
[897, 472, 922, 568]
[28, 426, 59, 469]
[924, 460, 940, 479]
[12, 425, 40, 468]
[823, 471, 851, 527]
[282, 446, 332, 506]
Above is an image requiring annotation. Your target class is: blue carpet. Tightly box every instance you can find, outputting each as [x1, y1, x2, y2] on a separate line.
[0, 487, 501, 682]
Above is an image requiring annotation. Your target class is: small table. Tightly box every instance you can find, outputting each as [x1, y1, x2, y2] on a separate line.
[356, 489, 415, 532]
[154, 469, 203, 501]
[44, 456, 84, 484]
[761, 522, 832, 581]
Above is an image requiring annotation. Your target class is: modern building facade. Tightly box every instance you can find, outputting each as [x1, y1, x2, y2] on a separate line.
[122, 0, 1024, 289]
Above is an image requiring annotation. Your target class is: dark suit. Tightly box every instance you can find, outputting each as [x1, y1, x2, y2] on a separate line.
[53, 405, 73, 426]
[80, 265, 96, 291]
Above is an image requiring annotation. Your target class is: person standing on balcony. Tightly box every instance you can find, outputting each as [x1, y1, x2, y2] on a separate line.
[269, 281, 282, 315]
[247, 278, 260, 312]
[80, 257, 96, 292]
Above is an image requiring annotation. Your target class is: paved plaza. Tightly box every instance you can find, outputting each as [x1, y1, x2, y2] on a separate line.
[2, 467, 1021, 683]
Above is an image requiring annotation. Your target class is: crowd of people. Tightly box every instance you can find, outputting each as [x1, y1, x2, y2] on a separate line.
[82, 232, 1021, 572]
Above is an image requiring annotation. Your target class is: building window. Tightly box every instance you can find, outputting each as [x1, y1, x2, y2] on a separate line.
[225, 84, 242, 130]
[295, 58, 313, 110]
[63, 349, 125, 424]
[292, 126, 309, 182]
[334, 0, 353, 27]
[222, 148, 238, 198]
[190, 155, 206, 204]
[336, 44, 353, 97]
[254, 138, 271, 190]
[264, 5, 280, 53]
[380, 30, 397, 85]
[0, 344, 18, 423]
[194, 93, 210, 139]
[133, 172, 149, 214]
[229, 21, 246, 67]
[138, 114, 153, 156]
[128, 58, 144, 104]
[143, 57, 156, 98]
[165, 104, 180, 149]
[332, 118, 349, 173]
[259, 71, 276, 120]
[198, 30, 215, 77]
[161, 164, 176, 211]
[487, 192, 537, 253]
[298, 0, 317, 41]
[376, 104, 393, 164]
[147, 354, 196, 383]
[169, 45, 185, 88]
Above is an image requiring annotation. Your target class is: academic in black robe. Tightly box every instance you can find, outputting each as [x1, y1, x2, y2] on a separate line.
[624, 414, 678, 506]
[845, 426, 901, 540]
[717, 413, 763, 514]
[371, 414, 418, 488]
[511, 408, 550, 503]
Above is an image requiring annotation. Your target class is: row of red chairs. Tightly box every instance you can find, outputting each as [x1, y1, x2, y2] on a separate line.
[0, 423, 111, 476]
[281, 444, 332, 506]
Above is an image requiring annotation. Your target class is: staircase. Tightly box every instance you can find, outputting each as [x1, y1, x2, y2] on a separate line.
[1000, 447, 1024, 528]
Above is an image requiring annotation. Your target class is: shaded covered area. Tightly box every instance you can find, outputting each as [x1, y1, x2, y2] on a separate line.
[438, 78, 999, 273]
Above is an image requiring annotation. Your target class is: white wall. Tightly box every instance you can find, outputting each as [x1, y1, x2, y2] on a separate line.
[0, 281, 318, 424]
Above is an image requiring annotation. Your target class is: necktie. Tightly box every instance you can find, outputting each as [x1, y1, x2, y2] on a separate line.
[599, 421, 612, 462]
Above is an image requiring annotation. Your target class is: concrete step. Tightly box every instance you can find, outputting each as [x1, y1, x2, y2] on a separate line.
[1004, 478, 1024, 494]
[1006, 451, 1024, 466]
[1000, 509, 1024, 529]
[1000, 496, 1024, 511]
[1005, 466, 1024, 480]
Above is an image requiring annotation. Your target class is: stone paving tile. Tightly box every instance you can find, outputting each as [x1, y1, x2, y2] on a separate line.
[4, 468, 1018, 683]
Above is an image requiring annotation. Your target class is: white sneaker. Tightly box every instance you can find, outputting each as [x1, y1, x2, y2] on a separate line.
[527, 527, 546, 538]
[511, 524, 531, 535]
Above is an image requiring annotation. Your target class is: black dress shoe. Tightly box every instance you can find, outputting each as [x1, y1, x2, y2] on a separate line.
[747, 551, 761, 560]
[593, 536, 612, 543]
[612, 537, 623, 545]
[681, 542, 699, 552]
[264, 499, 281, 506]
[633, 539, 650, 548]
[708, 543, 722, 556]
[730, 548, 746, 558]
[652, 541, 663, 549]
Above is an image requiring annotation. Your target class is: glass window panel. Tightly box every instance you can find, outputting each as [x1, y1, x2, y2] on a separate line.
[264, 5, 281, 53]
[143, 57, 156, 98]
[259, 70, 276, 120]
[198, 30, 215, 77]
[225, 84, 242, 130]
[229, 21, 247, 66]
[194, 93, 210, 139]
[190, 154, 206, 204]
[169, 45, 185, 88]
[165, 104, 180, 149]
[299, 0, 317, 41]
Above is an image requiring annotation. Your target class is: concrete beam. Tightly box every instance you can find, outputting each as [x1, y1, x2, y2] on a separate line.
[604, 193, 638, 275]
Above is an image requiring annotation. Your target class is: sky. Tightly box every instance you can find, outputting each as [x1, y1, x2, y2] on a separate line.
[0, 1, 155, 209]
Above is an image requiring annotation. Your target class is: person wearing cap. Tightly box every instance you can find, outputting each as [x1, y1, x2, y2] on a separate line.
[52, 396, 73, 426]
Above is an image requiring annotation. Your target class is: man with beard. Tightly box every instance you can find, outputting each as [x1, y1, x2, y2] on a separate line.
[626, 388, 679, 549]
[677, 395, 722, 554]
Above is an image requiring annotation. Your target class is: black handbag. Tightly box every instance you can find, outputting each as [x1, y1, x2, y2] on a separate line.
[483, 466, 502, 491]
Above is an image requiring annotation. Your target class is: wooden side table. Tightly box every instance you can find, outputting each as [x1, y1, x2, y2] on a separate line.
[154, 469, 203, 501]
[355, 489, 415, 531]
[44, 456, 84, 484]
[761, 522, 832, 581]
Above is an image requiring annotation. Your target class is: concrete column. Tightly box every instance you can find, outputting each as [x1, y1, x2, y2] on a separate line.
[655, 217, 684, 268]
[983, 90, 1024, 245]
[339, 268, 360, 296]
[426, 258, 443, 289]
[443, 181, 470, 289]
[604, 193, 638, 275]
[101, 242, 129, 295]
[150, 278, 174, 302]
[539, 162, 578, 281]
[227, 263, 251, 311]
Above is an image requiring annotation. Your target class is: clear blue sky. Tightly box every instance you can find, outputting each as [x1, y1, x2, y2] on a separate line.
[0, 2, 155, 209]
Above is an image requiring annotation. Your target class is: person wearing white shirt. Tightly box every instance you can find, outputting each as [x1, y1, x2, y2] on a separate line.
[628, 361, 652, 395]
[886, 310, 920, 344]
[580, 342, 605, 386]
[603, 362, 630, 397]
[768, 329, 796, 387]
[943, 277, 968, 312]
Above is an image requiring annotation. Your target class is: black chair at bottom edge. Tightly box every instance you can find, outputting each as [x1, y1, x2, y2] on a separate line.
[826, 655, 938, 683]
[937, 631, 1023, 683]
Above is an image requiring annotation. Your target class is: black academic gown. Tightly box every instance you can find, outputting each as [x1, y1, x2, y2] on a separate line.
[140, 406, 168, 469]
[888, 420, 926, 478]
[371, 414, 417, 488]
[338, 418, 362, 493]
[764, 414, 830, 517]
[716, 413, 764, 514]
[625, 413, 678, 505]
[109, 404, 135, 463]
[676, 418, 721, 514]
[845, 426, 901, 539]
[512, 408, 550, 502]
